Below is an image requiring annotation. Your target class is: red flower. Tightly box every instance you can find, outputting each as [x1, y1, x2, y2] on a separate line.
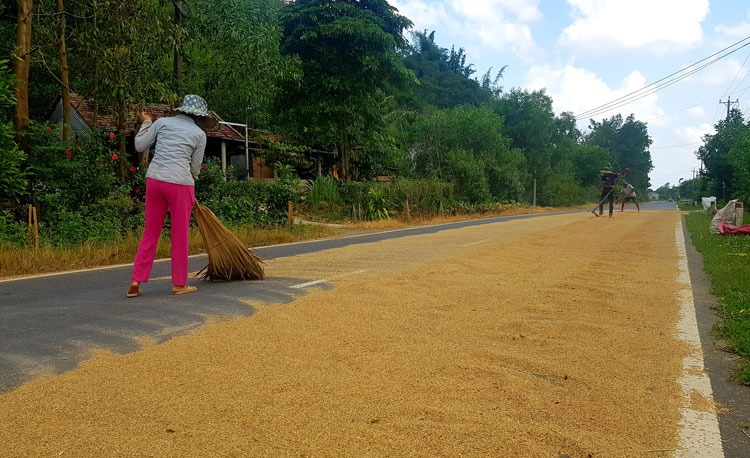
[441, 167, 445, 171]
[46, 126, 51, 133]
[109, 132, 115, 140]
[97, 159, 103, 164]
[143, 160, 148, 165]
[481, 154, 484, 157]
[461, 161, 464, 164]
[448, 152, 452, 155]
[111, 154, 118, 161]
[201, 164, 207, 170]
[65, 150, 73, 159]
[482, 189, 486, 193]
[125, 131, 131, 137]
[96, 184, 100, 189]
[461, 174, 465, 178]
[129, 166, 136, 172]
[135, 188, 141, 193]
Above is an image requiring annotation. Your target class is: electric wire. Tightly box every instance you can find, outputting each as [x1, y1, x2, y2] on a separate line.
[576, 42, 750, 120]
[575, 35, 750, 120]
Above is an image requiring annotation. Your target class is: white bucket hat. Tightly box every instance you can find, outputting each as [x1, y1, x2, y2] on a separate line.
[175, 94, 208, 117]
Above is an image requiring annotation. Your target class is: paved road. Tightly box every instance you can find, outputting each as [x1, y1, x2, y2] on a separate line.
[1, 202, 747, 455]
[0, 201, 676, 394]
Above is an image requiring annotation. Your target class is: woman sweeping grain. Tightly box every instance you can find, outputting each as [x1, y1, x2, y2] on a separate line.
[126, 95, 208, 298]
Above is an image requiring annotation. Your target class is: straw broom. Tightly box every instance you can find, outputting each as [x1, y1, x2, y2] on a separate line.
[193, 203, 264, 281]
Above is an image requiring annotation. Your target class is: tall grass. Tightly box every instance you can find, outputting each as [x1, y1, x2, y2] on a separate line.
[684, 210, 750, 384]
[0, 224, 335, 279]
[307, 175, 342, 207]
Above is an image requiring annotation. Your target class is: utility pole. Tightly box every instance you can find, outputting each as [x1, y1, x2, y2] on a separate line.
[720, 96, 739, 121]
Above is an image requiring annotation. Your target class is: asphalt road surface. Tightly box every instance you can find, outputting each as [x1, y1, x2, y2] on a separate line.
[2, 201, 747, 456]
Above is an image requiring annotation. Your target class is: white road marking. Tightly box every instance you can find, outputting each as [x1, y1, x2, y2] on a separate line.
[290, 269, 368, 289]
[461, 238, 491, 247]
[674, 223, 724, 457]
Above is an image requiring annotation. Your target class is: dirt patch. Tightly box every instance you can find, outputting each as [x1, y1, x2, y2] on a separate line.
[0, 211, 688, 456]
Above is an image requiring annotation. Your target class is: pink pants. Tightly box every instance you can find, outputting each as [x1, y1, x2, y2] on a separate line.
[131, 178, 195, 285]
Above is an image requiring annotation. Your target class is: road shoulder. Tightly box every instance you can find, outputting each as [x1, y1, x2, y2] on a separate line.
[682, 214, 750, 456]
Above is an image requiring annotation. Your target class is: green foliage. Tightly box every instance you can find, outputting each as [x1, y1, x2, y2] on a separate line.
[685, 211, 750, 385]
[195, 164, 296, 226]
[0, 210, 28, 245]
[338, 182, 373, 206]
[585, 113, 654, 193]
[0, 59, 28, 201]
[182, 0, 300, 126]
[397, 30, 501, 111]
[278, 0, 416, 179]
[26, 124, 119, 211]
[383, 178, 453, 213]
[366, 187, 389, 220]
[307, 175, 342, 207]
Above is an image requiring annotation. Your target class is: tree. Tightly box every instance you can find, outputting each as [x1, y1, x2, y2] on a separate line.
[182, 0, 300, 127]
[13, 0, 33, 145]
[397, 30, 502, 111]
[0, 59, 28, 201]
[56, 0, 71, 142]
[279, 0, 415, 181]
[585, 113, 653, 193]
[491, 88, 556, 202]
[697, 108, 747, 200]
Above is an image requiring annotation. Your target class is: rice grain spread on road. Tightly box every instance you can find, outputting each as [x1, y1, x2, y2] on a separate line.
[0, 211, 709, 456]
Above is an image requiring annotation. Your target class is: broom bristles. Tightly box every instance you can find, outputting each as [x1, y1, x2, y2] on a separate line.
[193, 204, 265, 281]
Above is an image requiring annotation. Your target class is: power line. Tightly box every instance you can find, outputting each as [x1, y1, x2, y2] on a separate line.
[575, 35, 750, 120]
[651, 142, 702, 149]
[576, 44, 750, 120]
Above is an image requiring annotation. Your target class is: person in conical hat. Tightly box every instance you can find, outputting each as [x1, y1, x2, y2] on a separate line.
[127, 95, 209, 297]
[598, 163, 630, 217]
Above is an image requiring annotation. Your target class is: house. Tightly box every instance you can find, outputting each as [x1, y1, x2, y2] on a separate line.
[649, 192, 659, 201]
[48, 93, 275, 180]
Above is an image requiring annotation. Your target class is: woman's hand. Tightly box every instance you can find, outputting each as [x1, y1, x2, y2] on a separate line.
[140, 112, 152, 123]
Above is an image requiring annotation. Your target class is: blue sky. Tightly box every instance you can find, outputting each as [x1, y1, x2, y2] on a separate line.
[388, 0, 750, 190]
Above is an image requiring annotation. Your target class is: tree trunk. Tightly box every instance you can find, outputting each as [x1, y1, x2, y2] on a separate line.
[57, 0, 72, 142]
[14, 0, 33, 147]
[343, 130, 351, 182]
[117, 53, 127, 180]
[91, 0, 98, 126]
[173, 6, 181, 92]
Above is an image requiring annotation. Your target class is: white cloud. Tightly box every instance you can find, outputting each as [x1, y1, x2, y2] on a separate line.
[715, 10, 750, 38]
[686, 106, 706, 118]
[686, 58, 746, 86]
[523, 64, 666, 127]
[673, 123, 714, 143]
[559, 0, 709, 53]
[389, 0, 543, 61]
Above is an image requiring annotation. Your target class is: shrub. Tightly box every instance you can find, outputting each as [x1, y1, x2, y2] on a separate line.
[307, 175, 342, 207]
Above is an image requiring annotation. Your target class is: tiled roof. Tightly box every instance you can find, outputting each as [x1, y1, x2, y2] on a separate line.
[66, 93, 245, 141]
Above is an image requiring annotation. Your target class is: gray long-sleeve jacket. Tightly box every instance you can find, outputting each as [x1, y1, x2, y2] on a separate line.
[135, 113, 207, 186]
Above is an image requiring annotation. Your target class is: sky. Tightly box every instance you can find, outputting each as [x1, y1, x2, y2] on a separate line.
[387, 0, 750, 190]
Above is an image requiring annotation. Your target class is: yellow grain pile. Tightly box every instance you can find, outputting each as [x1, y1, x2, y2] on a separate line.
[0, 212, 689, 456]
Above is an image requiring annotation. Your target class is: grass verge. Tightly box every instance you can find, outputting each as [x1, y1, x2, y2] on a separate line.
[683, 209, 750, 385]
[0, 224, 337, 279]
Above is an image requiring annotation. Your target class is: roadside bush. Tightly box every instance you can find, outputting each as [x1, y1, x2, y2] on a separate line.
[307, 175, 341, 207]
[384, 178, 453, 213]
[339, 182, 373, 206]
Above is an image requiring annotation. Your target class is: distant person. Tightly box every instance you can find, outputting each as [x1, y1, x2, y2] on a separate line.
[598, 164, 630, 217]
[331, 164, 339, 180]
[127, 94, 208, 298]
[618, 182, 640, 212]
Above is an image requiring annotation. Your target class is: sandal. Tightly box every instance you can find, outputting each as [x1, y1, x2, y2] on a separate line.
[126, 288, 142, 298]
[172, 285, 198, 295]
